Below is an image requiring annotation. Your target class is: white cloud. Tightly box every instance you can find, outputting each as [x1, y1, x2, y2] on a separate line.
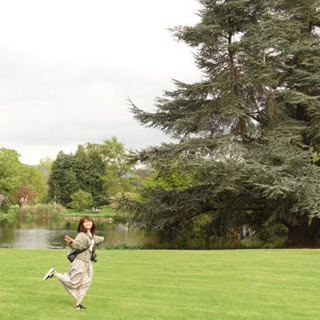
[0, 0, 201, 164]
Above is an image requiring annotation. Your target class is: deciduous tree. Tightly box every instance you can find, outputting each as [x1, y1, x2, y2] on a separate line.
[0, 148, 26, 205]
[86, 137, 133, 198]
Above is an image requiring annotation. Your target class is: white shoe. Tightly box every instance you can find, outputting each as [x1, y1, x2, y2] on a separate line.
[43, 268, 55, 281]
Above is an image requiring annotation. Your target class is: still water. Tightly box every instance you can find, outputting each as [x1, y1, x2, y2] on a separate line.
[0, 219, 151, 249]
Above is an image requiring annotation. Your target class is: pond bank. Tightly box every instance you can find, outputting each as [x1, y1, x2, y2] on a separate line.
[64, 216, 114, 223]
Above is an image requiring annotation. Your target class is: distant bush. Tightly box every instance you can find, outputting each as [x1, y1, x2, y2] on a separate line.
[70, 190, 93, 212]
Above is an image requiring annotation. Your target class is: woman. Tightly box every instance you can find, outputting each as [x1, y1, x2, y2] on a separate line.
[43, 216, 104, 309]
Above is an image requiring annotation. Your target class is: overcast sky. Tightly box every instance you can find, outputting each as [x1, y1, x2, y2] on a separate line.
[0, 0, 201, 165]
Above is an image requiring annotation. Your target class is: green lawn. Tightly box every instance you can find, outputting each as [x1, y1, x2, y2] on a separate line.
[65, 206, 122, 219]
[1, 249, 320, 320]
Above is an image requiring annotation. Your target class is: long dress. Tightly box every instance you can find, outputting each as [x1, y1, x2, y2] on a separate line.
[57, 258, 93, 302]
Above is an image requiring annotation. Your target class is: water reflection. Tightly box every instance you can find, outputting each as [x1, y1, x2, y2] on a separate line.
[15, 229, 62, 249]
[0, 219, 151, 249]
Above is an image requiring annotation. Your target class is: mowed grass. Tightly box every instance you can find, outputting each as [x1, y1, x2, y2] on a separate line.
[65, 206, 119, 219]
[1, 249, 320, 320]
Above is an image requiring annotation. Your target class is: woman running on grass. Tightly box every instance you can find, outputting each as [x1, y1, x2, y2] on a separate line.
[43, 216, 104, 309]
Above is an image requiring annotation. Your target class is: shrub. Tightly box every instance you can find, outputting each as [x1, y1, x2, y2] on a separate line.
[70, 190, 93, 212]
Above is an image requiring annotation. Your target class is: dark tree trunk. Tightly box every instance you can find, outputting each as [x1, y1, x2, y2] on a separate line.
[283, 213, 320, 248]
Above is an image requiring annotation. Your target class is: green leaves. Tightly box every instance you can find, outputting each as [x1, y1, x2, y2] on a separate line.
[48, 138, 134, 207]
[126, 0, 320, 247]
[70, 190, 93, 212]
[0, 148, 26, 202]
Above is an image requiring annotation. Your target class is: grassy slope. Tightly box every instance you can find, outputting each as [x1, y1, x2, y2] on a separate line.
[1, 249, 320, 320]
[65, 206, 120, 219]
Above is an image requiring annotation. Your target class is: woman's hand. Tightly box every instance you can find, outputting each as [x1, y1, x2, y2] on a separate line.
[64, 235, 74, 243]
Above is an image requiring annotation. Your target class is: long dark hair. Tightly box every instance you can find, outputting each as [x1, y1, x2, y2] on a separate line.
[77, 216, 96, 235]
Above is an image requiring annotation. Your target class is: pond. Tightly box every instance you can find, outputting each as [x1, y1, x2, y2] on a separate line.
[0, 218, 153, 249]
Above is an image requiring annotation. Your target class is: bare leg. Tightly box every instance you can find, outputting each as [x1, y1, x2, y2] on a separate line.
[75, 300, 87, 309]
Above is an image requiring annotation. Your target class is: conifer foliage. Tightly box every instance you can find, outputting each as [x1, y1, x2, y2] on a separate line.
[126, 0, 320, 247]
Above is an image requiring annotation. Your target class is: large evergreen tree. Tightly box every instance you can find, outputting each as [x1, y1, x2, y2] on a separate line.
[48, 152, 78, 206]
[48, 149, 106, 207]
[125, 0, 320, 247]
[73, 145, 105, 206]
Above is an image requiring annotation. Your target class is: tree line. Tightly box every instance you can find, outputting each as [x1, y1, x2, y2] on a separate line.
[0, 137, 143, 212]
